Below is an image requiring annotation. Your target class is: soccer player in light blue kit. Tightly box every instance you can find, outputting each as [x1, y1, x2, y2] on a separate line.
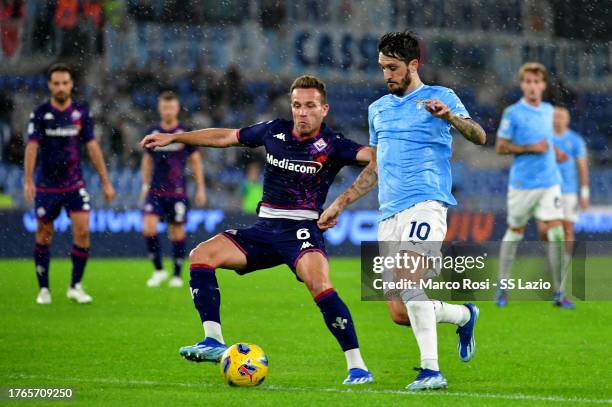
[536, 106, 589, 308]
[495, 63, 569, 308]
[319, 31, 486, 390]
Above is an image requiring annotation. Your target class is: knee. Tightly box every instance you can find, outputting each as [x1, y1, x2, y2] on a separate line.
[389, 307, 410, 326]
[36, 223, 54, 244]
[302, 270, 332, 298]
[189, 243, 218, 268]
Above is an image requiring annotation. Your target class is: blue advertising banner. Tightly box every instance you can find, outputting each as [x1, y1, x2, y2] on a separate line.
[1, 209, 610, 258]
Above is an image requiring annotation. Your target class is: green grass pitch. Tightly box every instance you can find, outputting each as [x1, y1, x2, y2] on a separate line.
[1, 258, 611, 406]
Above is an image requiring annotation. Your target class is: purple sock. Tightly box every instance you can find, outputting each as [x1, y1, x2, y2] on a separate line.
[34, 243, 50, 289]
[189, 264, 221, 323]
[145, 235, 163, 270]
[315, 288, 359, 351]
[171, 239, 186, 277]
[70, 245, 89, 287]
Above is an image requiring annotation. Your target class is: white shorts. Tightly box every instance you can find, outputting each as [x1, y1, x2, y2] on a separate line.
[561, 193, 579, 223]
[378, 200, 448, 258]
[506, 185, 563, 228]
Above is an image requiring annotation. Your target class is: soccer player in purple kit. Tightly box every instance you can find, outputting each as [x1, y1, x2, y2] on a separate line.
[141, 75, 375, 385]
[141, 91, 207, 288]
[23, 63, 115, 305]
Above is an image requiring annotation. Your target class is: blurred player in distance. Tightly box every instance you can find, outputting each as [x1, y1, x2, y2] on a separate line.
[536, 106, 589, 307]
[141, 91, 206, 288]
[141, 75, 375, 385]
[319, 31, 486, 390]
[495, 63, 570, 308]
[24, 63, 115, 305]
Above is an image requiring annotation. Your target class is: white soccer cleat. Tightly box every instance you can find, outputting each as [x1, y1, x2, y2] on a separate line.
[36, 288, 52, 304]
[67, 283, 93, 304]
[168, 276, 184, 288]
[146, 270, 168, 287]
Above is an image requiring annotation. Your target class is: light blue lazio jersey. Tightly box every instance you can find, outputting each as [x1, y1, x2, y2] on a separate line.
[369, 84, 470, 221]
[497, 99, 561, 190]
[553, 129, 586, 194]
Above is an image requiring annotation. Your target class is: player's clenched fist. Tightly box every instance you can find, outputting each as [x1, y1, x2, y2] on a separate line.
[140, 133, 176, 149]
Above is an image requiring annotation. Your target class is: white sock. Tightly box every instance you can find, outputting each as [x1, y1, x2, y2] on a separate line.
[547, 225, 565, 294]
[433, 301, 470, 326]
[203, 321, 224, 344]
[405, 300, 439, 371]
[499, 229, 523, 282]
[344, 348, 367, 371]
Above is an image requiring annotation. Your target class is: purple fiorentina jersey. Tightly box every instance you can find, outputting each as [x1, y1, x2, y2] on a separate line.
[145, 124, 195, 196]
[27, 101, 95, 191]
[238, 119, 364, 212]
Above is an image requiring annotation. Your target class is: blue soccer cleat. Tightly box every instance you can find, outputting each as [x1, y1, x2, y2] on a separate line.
[553, 292, 576, 309]
[406, 368, 447, 390]
[495, 288, 508, 307]
[342, 368, 374, 385]
[456, 303, 479, 362]
[179, 337, 227, 363]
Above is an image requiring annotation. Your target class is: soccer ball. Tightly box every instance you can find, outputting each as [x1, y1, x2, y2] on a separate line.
[220, 343, 268, 387]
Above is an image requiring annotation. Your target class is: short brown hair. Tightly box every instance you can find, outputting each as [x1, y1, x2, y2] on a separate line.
[47, 63, 72, 81]
[158, 91, 179, 102]
[519, 62, 548, 83]
[289, 75, 327, 103]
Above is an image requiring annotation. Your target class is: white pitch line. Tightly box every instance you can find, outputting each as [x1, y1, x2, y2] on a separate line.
[7, 374, 612, 405]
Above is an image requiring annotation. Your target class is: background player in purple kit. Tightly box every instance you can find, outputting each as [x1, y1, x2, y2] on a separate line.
[141, 91, 207, 288]
[141, 75, 375, 385]
[23, 63, 116, 305]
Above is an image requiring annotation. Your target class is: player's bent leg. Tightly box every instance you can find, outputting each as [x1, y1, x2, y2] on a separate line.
[34, 220, 54, 304]
[143, 214, 167, 287]
[497, 226, 524, 307]
[295, 252, 373, 385]
[179, 234, 247, 363]
[67, 211, 92, 304]
[168, 222, 186, 287]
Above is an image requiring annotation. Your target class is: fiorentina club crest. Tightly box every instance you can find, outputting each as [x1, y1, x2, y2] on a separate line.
[314, 138, 327, 152]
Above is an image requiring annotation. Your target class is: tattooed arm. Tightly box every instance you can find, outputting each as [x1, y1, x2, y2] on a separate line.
[447, 114, 487, 145]
[423, 98, 487, 145]
[318, 147, 378, 230]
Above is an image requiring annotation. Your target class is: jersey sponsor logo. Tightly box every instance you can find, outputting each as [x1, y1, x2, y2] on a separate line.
[313, 138, 327, 152]
[43, 112, 54, 120]
[272, 132, 286, 141]
[266, 153, 322, 174]
[300, 241, 314, 250]
[45, 126, 80, 137]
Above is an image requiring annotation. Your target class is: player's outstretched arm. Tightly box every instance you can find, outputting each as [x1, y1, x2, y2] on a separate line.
[23, 142, 38, 204]
[495, 137, 548, 155]
[318, 147, 377, 230]
[140, 128, 240, 149]
[86, 140, 116, 203]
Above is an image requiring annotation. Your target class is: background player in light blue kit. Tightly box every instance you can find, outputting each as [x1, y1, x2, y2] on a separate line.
[495, 63, 571, 308]
[537, 106, 589, 303]
[320, 31, 486, 391]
